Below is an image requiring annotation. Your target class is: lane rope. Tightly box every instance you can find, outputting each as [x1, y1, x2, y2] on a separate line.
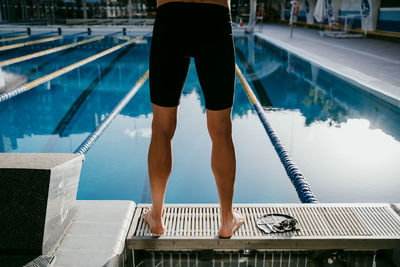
[0, 35, 143, 103]
[0, 35, 104, 67]
[40, 44, 135, 153]
[0, 35, 63, 52]
[0, 31, 27, 38]
[0, 34, 29, 42]
[74, 70, 149, 155]
[235, 64, 318, 203]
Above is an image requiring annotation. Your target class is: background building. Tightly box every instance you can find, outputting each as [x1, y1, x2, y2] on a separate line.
[0, 0, 399, 32]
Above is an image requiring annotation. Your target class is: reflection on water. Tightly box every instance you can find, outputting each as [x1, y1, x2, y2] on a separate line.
[76, 68, 296, 203]
[235, 35, 400, 202]
[0, 38, 150, 153]
[0, 35, 399, 203]
[235, 36, 400, 140]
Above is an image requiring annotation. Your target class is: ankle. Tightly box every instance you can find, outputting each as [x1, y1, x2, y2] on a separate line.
[220, 210, 234, 225]
[151, 209, 163, 221]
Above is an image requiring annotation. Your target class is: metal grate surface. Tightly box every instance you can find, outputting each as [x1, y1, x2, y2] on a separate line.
[136, 251, 376, 267]
[127, 204, 400, 250]
[23, 256, 55, 267]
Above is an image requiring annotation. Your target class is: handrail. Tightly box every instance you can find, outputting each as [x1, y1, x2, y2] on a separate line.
[74, 70, 149, 154]
[0, 35, 143, 103]
[0, 35, 104, 67]
[235, 64, 318, 203]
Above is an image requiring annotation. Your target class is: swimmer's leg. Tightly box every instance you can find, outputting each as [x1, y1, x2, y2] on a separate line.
[206, 108, 244, 238]
[146, 104, 178, 234]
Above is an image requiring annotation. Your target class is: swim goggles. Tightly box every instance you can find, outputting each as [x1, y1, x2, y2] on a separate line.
[256, 213, 300, 234]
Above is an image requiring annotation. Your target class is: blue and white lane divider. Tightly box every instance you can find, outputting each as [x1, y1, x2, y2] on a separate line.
[0, 35, 104, 67]
[0, 35, 63, 52]
[74, 70, 149, 155]
[235, 64, 318, 203]
[0, 34, 29, 42]
[0, 35, 143, 103]
[0, 31, 27, 38]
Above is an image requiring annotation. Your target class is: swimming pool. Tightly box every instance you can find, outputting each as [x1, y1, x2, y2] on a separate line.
[1, 33, 399, 204]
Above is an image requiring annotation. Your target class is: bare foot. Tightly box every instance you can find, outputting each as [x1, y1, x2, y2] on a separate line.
[218, 210, 245, 238]
[142, 207, 165, 234]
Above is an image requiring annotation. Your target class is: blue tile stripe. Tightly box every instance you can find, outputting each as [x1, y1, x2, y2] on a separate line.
[379, 10, 400, 21]
[339, 10, 361, 15]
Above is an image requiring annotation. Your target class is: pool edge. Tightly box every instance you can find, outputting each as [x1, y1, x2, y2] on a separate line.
[254, 32, 400, 109]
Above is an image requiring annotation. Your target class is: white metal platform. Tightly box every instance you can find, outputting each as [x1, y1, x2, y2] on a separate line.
[127, 203, 400, 251]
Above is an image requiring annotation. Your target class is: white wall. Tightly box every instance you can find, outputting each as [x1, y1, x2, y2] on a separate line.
[305, 0, 316, 24]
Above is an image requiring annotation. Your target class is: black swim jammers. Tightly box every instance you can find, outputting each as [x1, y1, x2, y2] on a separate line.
[149, 2, 235, 111]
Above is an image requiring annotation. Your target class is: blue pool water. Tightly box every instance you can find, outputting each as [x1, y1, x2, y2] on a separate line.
[1, 33, 399, 203]
[0, 32, 59, 46]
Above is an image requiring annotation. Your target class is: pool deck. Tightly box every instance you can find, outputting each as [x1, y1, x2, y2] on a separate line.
[46, 201, 400, 267]
[128, 203, 400, 250]
[51, 200, 135, 267]
[254, 24, 400, 108]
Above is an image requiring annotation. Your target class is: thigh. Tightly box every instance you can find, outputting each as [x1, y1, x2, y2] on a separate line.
[149, 5, 190, 108]
[193, 5, 235, 111]
[194, 35, 235, 111]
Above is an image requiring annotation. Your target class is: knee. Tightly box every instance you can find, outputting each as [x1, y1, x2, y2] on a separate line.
[152, 117, 177, 140]
[208, 118, 232, 141]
